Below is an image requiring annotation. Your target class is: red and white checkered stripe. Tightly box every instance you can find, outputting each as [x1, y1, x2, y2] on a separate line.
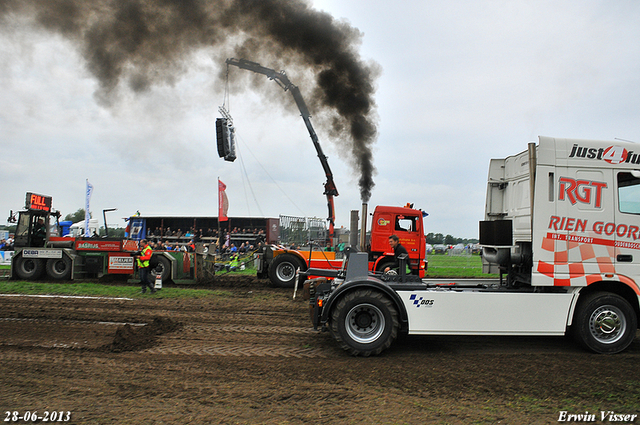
[535, 233, 639, 295]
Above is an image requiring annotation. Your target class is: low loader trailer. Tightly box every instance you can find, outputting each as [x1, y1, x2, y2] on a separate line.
[304, 137, 640, 356]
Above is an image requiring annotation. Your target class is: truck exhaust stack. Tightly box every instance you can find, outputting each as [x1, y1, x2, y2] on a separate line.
[360, 203, 368, 251]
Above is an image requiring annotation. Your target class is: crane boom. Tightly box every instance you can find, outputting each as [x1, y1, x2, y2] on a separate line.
[225, 58, 338, 245]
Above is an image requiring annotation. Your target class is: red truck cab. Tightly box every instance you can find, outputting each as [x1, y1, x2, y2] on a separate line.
[369, 205, 427, 277]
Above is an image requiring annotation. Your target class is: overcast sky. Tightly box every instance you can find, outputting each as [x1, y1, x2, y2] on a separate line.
[2, 0, 639, 238]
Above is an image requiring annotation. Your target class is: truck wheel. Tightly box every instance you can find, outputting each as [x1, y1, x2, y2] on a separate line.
[377, 260, 395, 273]
[330, 289, 399, 356]
[15, 256, 45, 280]
[150, 256, 171, 283]
[269, 254, 304, 288]
[46, 256, 72, 280]
[573, 292, 637, 354]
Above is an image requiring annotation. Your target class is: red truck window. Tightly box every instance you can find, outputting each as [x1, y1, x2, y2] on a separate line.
[396, 216, 417, 232]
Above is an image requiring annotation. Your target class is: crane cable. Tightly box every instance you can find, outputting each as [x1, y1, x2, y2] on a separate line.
[220, 64, 306, 217]
[235, 133, 306, 217]
[222, 62, 230, 111]
[235, 139, 263, 216]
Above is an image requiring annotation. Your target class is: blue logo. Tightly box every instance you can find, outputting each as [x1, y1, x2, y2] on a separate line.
[409, 294, 434, 308]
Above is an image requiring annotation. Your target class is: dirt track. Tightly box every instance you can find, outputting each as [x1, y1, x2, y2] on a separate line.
[1, 275, 640, 424]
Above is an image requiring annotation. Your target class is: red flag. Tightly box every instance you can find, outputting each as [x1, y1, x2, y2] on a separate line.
[218, 179, 229, 221]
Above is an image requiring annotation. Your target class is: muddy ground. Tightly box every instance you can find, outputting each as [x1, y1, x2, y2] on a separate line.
[1, 274, 639, 424]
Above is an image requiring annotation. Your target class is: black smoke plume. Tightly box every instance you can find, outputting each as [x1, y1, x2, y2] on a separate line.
[1, 0, 378, 201]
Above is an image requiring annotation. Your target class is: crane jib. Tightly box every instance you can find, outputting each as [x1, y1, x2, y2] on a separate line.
[225, 57, 339, 245]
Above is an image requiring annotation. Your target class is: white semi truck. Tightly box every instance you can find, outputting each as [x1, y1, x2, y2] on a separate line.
[305, 136, 640, 356]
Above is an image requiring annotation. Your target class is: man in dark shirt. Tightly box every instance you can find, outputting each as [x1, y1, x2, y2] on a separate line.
[384, 234, 409, 273]
[32, 218, 47, 247]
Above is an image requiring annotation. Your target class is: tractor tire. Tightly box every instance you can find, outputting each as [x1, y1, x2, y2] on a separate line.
[14, 256, 45, 280]
[150, 256, 171, 283]
[268, 254, 304, 288]
[330, 289, 399, 356]
[573, 292, 637, 354]
[46, 256, 72, 280]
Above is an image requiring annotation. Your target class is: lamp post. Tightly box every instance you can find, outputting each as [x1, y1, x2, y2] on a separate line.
[102, 208, 117, 237]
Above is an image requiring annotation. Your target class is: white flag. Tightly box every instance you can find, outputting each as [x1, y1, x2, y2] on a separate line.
[85, 179, 94, 237]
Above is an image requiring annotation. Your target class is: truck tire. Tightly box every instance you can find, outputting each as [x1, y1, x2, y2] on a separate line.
[15, 256, 45, 280]
[330, 289, 399, 356]
[268, 254, 304, 288]
[150, 256, 171, 283]
[46, 256, 72, 280]
[573, 292, 637, 354]
[376, 259, 396, 273]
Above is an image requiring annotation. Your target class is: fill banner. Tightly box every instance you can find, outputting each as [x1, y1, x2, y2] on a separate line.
[218, 179, 229, 222]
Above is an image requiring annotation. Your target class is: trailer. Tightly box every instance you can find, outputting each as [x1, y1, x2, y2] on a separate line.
[305, 137, 640, 355]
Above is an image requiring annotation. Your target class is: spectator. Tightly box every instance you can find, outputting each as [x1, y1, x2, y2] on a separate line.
[136, 239, 155, 294]
[227, 253, 239, 272]
[384, 234, 410, 274]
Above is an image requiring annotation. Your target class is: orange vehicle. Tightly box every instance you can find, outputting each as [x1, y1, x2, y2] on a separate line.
[257, 204, 428, 287]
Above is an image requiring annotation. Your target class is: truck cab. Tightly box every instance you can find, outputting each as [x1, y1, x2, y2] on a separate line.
[12, 193, 58, 249]
[369, 205, 427, 276]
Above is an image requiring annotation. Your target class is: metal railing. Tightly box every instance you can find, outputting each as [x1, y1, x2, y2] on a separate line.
[279, 215, 327, 247]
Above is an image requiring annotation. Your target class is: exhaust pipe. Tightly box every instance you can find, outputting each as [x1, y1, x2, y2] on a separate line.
[350, 210, 359, 249]
[360, 203, 368, 251]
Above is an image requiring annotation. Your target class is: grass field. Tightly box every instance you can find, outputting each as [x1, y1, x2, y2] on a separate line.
[0, 280, 231, 299]
[425, 253, 497, 278]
